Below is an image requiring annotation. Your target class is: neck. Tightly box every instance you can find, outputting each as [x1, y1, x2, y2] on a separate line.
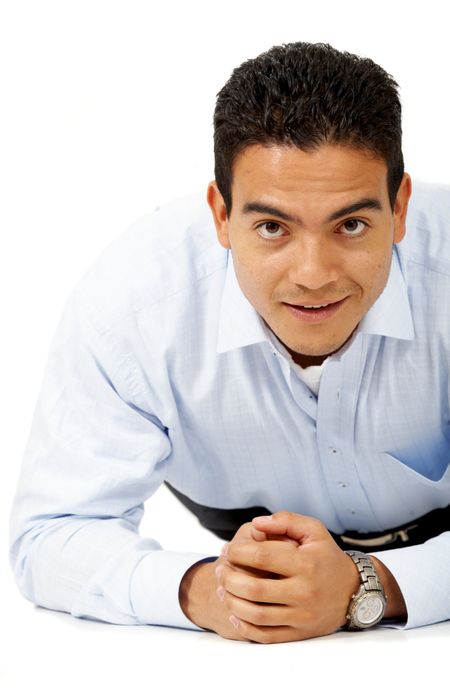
[281, 326, 360, 369]
[290, 352, 330, 369]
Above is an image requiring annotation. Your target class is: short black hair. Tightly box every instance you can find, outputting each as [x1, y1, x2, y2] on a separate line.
[213, 41, 404, 215]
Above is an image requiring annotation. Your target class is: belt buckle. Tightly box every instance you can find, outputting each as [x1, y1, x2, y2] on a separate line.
[340, 523, 419, 548]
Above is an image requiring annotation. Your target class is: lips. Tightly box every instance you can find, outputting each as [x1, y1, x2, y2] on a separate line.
[285, 299, 345, 309]
[282, 296, 349, 323]
[284, 297, 345, 307]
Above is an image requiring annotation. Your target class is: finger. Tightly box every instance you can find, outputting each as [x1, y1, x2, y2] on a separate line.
[228, 521, 298, 545]
[220, 564, 290, 603]
[252, 511, 328, 544]
[230, 521, 267, 543]
[216, 559, 279, 581]
[222, 592, 294, 627]
[256, 532, 300, 546]
[251, 526, 267, 542]
[220, 542, 279, 578]
[251, 531, 300, 544]
[220, 537, 298, 561]
[228, 617, 306, 644]
[226, 540, 301, 576]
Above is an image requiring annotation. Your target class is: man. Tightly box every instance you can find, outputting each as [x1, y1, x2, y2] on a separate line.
[9, 42, 450, 643]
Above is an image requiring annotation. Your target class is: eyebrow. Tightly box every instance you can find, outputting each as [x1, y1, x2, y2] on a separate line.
[241, 197, 383, 224]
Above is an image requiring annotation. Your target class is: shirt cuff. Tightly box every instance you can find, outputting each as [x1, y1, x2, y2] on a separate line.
[130, 550, 218, 630]
[370, 532, 450, 630]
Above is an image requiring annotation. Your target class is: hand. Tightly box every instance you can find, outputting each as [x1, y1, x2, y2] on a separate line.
[178, 520, 298, 640]
[214, 511, 361, 643]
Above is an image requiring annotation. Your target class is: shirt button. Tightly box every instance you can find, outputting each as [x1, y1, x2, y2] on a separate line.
[338, 481, 349, 488]
[329, 447, 340, 454]
[336, 390, 340, 400]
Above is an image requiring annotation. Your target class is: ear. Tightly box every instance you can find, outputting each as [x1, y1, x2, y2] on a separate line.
[207, 181, 231, 250]
[393, 173, 412, 244]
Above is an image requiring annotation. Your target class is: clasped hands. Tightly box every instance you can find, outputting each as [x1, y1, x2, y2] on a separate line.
[213, 511, 361, 643]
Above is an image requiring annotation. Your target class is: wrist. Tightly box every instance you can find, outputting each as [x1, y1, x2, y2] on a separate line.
[179, 558, 217, 630]
[344, 550, 387, 630]
[369, 555, 407, 621]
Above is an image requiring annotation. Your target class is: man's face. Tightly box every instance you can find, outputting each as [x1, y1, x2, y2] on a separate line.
[208, 143, 411, 367]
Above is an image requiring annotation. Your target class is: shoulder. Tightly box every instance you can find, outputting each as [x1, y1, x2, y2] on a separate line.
[72, 190, 226, 331]
[396, 180, 450, 346]
[397, 179, 450, 274]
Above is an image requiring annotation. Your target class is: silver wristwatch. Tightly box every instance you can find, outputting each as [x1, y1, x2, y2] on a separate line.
[344, 550, 387, 630]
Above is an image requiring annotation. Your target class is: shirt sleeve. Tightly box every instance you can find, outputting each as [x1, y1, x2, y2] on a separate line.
[370, 531, 450, 629]
[9, 289, 212, 631]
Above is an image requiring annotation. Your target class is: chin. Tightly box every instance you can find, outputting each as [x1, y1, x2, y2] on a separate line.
[287, 335, 352, 359]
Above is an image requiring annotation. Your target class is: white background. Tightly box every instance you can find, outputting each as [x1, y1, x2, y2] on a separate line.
[1, 1, 449, 693]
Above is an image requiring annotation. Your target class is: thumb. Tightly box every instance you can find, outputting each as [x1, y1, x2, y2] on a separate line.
[251, 527, 268, 541]
[251, 511, 326, 544]
[250, 525, 298, 546]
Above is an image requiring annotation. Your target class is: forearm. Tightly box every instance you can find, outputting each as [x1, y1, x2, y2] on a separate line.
[10, 515, 210, 629]
[370, 531, 450, 629]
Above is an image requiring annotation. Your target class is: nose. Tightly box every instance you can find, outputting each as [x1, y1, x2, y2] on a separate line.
[287, 236, 339, 290]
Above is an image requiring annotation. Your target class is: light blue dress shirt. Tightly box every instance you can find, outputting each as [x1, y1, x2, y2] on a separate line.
[9, 181, 450, 633]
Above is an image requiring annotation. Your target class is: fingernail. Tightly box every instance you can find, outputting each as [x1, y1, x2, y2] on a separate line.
[215, 564, 223, 577]
[216, 585, 225, 601]
[229, 615, 240, 628]
[253, 515, 273, 523]
[221, 543, 229, 556]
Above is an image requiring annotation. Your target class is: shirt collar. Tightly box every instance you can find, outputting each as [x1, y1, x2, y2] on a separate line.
[216, 252, 269, 354]
[357, 247, 415, 340]
[216, 246, 414, 355]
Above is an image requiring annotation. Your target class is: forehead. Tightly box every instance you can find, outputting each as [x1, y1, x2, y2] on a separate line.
[230, 143, 389, 212]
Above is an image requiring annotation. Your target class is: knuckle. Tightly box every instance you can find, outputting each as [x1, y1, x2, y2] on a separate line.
[253, 629, 272, 644]
[220, 563, 231, 581]
[291, 595, 323, 630]
[251, 605, 269, 624]
[223, 591, 234, 610]
[314, 518, 327, 532]
[301, 604, 319, 624]
[300, 579, 320, 605]
[273, 510, 290, 522]
[310, 516, 327, 534]
[302, 556, 318, 578]
[234, 620, 251, 640]
[248, 580, 266, 602]
[254, 546, 271, 566]
[239, 522, 253, 536]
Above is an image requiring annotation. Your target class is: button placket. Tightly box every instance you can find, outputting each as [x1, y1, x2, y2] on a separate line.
[263, 343, 318, 420]
[315, 357, 371, 529]
[290, 371, 318, 420]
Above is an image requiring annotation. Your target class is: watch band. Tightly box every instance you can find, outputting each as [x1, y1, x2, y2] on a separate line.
[345, 550, 384, 593]
[344, 550, 386, 630]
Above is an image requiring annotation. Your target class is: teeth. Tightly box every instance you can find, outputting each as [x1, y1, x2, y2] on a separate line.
[301, 304, 328, 309]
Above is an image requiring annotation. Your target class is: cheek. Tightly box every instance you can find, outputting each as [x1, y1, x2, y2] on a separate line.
[359, 251, 393, 296]
[235, 252, 280, 290]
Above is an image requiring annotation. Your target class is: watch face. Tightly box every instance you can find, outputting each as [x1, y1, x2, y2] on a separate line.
[355, 594, 385, 626]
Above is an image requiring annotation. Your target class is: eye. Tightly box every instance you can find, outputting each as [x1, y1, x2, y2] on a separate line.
[256, 221, 285, 239]
[338, 219, 368, 238]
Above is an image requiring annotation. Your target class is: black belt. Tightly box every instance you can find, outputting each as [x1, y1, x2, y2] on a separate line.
[329, 504, 450, 552]
[165, 482, 450, 553]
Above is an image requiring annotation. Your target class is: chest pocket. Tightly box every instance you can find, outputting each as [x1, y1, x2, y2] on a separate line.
[380, 452, 450, 520]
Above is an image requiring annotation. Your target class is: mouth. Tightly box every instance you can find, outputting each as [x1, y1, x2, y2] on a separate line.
[282, 297, 349, 322]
